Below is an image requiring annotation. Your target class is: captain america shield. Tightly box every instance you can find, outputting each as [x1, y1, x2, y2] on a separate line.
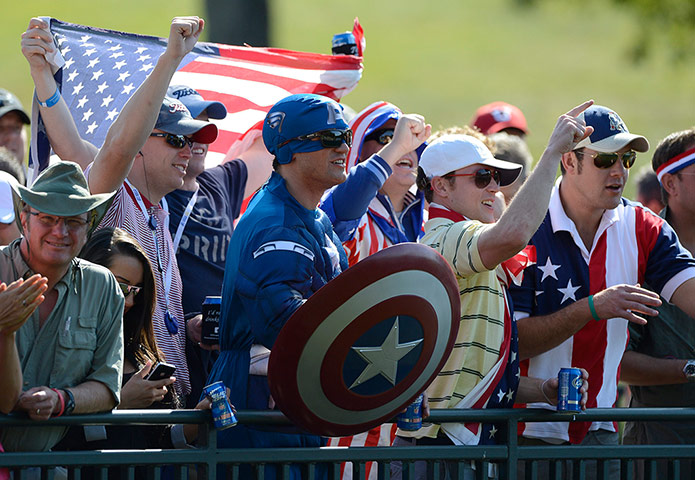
[267, 242, 460, 437]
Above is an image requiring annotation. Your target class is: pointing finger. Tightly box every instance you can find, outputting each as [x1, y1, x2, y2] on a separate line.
[566, 100, 594, 118]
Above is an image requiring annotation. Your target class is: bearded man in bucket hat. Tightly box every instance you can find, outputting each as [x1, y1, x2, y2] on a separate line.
[0, 161, 124, 453]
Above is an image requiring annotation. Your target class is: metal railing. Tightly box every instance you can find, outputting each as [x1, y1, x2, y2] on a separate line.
[2, 408, 695, 479]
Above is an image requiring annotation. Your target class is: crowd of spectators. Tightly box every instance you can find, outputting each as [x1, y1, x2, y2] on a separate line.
[1, 13, 694, 480]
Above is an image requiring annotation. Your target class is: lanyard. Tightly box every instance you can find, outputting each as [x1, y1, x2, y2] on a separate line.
[161, 187, 199, 253]
[124, 179, 175, 325]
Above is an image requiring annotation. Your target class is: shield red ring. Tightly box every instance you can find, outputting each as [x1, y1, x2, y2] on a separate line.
[268, 242, 460, 436]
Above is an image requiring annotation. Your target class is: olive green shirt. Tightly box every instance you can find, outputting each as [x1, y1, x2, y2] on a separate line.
[0, 239, 124, 452]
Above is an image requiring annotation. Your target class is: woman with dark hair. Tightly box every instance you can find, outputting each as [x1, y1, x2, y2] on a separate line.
[56, 228, 209, 460]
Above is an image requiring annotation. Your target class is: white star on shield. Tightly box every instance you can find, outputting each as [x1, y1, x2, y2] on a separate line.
[349, 317, 423, 389]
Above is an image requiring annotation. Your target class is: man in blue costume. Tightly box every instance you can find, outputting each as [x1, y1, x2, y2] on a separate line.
[206, 93, 428, 479]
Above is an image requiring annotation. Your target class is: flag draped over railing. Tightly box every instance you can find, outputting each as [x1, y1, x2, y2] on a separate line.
[31, 17, 364, 179]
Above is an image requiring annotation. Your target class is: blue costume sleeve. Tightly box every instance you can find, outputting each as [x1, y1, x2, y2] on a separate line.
[234, 227, 319, 348]
[320, 154, 392, 242]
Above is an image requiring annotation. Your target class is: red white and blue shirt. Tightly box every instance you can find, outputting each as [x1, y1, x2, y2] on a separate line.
[510, 183, 695, 444]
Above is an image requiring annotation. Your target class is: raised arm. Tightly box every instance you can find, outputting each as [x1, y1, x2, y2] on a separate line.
[87, 17, 203, 194]
[21, 18, 99, 168]
[477, 101, 594, 269]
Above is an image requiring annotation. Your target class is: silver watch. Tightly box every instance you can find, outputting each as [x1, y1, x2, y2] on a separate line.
[683, 360, 695, 382]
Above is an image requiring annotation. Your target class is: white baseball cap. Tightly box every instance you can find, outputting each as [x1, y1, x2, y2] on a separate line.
[419, 134, 522, 186]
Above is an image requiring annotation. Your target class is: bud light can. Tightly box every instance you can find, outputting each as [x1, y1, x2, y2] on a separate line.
[203, 381, 237, 429]
[557, 368, 582, 412]
[397, 394, 424, 431]
[332, 32, 357, 56]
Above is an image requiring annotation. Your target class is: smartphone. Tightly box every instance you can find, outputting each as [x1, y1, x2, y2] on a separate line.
[145, 362, 176, 381]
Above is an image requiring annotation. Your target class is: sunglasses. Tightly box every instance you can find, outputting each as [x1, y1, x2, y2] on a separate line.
[446, 168, 502, 189]
[576, 150, 636, 169]
[365, 128, 394, 146]
[149, 133, 194, 149]
[278, 129, 353, 149]
[118, 282, 142, 299]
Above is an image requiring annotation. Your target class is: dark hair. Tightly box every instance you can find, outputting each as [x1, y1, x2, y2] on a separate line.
[651, 128, 695, 203]
[635, 168, 663, 207]
[560, 149, 584, 176]
[416, 166, 434, 203]
[0, 147, 25, 185]
[80, 227, 162, 367]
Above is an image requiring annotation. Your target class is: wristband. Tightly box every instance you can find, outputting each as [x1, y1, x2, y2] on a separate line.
[36, 88, 61, 108]
[588, 295, 601, 322]
[50, 388, 65, 417]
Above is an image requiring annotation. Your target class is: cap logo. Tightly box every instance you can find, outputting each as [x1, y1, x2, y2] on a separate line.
[171, 87, 198, 99]
[267, 111, 285, 131]
[168, 101, 188, 114]
[326, 104, 343, 125]
[491, 107, 512, 123]
[608, 112, 627, 133]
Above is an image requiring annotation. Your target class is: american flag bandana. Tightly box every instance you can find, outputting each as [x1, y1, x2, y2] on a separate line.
[30, 17, 364, 181]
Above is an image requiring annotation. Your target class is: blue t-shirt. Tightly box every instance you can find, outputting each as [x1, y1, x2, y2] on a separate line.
[164, 160, 248, 314]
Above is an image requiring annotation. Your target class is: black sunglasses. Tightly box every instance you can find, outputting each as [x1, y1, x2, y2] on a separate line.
[118, 282, 142, 299]
[576, 150, 636, 169]
[365, 128, 394, 146]
[150, 133, 194, 149]
[278, 129, 353, 149]
[446, 168, 502, 189]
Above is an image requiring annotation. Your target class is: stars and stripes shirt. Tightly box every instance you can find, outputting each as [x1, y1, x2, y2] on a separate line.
[510, 184, 695, 444]
[87, 170, 189, 396]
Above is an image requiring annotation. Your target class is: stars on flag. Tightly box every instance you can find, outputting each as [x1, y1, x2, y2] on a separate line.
[558, 279, 581, 304]
[538, 257, 561, 282]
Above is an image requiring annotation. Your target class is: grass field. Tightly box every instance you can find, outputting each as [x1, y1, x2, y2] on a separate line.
[4, 0, 694, 197]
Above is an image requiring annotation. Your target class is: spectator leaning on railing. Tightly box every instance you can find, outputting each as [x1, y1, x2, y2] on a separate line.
[0, 161, 123, 452]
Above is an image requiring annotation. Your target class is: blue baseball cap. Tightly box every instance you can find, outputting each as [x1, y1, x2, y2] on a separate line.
[155, 96, 218, 144]
[262, 94, 349, 165]
[574, 105, 649, 153]
[167, 85, 227, 120]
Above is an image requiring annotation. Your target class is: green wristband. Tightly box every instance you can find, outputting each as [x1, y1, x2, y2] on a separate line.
[588, 295, 601, 321]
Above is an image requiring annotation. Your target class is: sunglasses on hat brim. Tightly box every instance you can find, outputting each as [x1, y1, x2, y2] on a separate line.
[445, 168, 502, 189]
[575, 150, 636, 169]
[278, 129, 353, 149]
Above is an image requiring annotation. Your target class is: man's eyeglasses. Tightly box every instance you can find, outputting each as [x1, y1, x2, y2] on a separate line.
[445, 168, 501, 189]
[278, 129, 353, 149]
[365, 128, 394, 146]
[149, 133, 194, 149]
[118, 282, 142, 299]
[575, 150, 636, 169]
[28, 211, 89, 231]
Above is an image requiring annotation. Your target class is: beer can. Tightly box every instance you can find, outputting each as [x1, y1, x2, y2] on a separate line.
[396, 394, 424, 431]
[557, 368, 582, 412]
[331, 32, 357, 56]
[201, 296, 222, 345]
[203, 381, 237, 429]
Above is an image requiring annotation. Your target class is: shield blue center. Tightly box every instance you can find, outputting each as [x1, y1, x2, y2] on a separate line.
[343, 315, 424, 396]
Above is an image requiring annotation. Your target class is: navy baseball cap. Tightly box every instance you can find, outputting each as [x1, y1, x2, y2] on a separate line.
[167, 85, 227, 120]
[574, 105, 649, 153]
[155, 97, 218, 144]
[263, 94, 349, 165]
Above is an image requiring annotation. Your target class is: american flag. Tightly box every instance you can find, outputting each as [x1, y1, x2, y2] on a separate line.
[31, 17, 364, 179]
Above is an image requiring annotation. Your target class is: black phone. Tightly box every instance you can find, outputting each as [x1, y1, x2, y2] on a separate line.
[145, 362, 176, 381]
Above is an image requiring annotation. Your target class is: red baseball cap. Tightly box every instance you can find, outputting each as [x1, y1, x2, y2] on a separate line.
[471, 101, 529, 135]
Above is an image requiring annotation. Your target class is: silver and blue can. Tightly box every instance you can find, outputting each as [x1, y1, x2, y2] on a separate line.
[331, 32, 357, 56]
[396, 394, 424, 431]
[203, 381, 237, 429]
[557, 368, 582, 412]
